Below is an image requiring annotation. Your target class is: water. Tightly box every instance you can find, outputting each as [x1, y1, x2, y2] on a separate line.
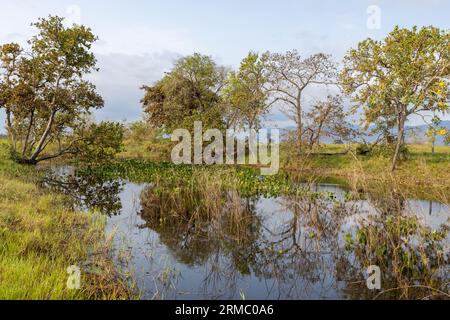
[41, 169, 450, 300]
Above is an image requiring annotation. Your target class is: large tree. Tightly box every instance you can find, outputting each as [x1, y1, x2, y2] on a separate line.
[262, 50, 337, 148]
[341, 26, 450, 170]
[141, 53, 227, 132]
[221, 52, 270, 130]
[0, 16, 122, 164]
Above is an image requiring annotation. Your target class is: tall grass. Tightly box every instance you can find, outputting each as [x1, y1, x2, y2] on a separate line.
[0, 140, 133, 299]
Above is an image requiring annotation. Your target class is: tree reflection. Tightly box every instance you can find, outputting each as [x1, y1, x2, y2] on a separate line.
[138, 184, 354, 298]
[138, 185, 262, 267]
[41, 170, 124, 216]
[137, 181, 450, 299]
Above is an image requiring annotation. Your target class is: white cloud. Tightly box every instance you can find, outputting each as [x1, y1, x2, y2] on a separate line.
[0, 2, 191, 125]
[93, 26, 195, 56]
[88, 52, 181, 122]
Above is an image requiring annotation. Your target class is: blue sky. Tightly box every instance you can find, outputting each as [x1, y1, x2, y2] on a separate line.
[1, 0, 450, 133]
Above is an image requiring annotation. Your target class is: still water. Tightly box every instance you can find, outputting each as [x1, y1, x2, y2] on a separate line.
[42, 167, 450, 300]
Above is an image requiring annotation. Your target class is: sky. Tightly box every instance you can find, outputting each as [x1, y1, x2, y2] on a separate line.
[1, 0, 450, 133]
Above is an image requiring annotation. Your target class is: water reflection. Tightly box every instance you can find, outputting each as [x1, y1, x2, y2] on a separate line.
[42, 168, 450, 300]
[40, 167, 124, 216]
[134, 182, 449, 299]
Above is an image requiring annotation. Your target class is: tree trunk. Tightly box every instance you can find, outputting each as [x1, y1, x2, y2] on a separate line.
[16, 158, 38, 165]
[22, 107, 36, 158]
[29, 109, 57, 162]
[432, 137, 436, 154]
[5, 109, 17, 153]
[296, 94, 303, 149]
[391, 113, 406, 172]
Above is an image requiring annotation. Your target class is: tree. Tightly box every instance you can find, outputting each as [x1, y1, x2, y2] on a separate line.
[0, 16, 122, 164]
[126, 121, 153, 143]
[142, 53, 227, 132]
[73, 120, 124, 165]
[304, 95, 354, 149]
[262, 50, 336, 148]
[221, 52, 269, 130]
[341, 26, 450, 171]
[426, 115, 449, 153]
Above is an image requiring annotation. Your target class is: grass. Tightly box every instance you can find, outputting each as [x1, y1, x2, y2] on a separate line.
[0, 140, 132, 299]
[120, 137, 450, 179]
[119, 136, 172, 161]
[345, 215, 449, 299]
[281, 143, 450, 203]
[117, 138, 450, 203]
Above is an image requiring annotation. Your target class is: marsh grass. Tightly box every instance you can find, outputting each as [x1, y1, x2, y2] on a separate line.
[4, 135, 447, 300]
[139, 168, 254, 224]
[345, 215, 449, 299]
[112, 137, 450, 202]
[133, 161, 449, 299]
[280, 143, 450, 198]
[0, 141, 133, 299]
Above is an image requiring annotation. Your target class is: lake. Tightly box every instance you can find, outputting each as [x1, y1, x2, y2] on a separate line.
[41, 166, 450, 300]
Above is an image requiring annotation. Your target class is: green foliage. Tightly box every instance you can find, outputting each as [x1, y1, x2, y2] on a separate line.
[426, 115, 449, 151]
[383, 144, 408, 159]
[0, 144, 131, 299]
[356, 143, 410, 159]
[356, 144, 371, 155]
[445, 134, 450, 145]
[342, 26, 450, 120]
[79, 159, 342, 199]
[221, 52, 268, 129]
[350, 215, 449, 279]
[75, 121, 124, 165]
[0, 16, 121, 165]
[126, 121, 151, 143]
[341, 26, 450, 169]
[141, 53, 226, 132]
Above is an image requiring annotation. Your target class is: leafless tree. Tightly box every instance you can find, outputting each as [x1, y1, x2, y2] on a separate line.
[304, 95, 355, 149]
[262, 50, 337, 149]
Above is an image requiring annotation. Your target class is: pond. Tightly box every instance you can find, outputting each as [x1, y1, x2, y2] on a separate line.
[41, 166, 450, 300]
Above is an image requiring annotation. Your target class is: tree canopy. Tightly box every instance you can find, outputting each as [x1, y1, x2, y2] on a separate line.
[141, 53, 227, 132]
[221, 52, 269, 130]
[341, 26, 450, 170]
[0, 16, 123, 164]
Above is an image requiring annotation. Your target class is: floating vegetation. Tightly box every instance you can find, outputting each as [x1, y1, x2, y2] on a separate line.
[78, 159, 332, 199]
[344, 215, 450, 299]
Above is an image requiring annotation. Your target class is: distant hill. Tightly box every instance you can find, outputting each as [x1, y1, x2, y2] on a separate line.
[405, 121, 450, 145]
[278, 121, 450, 146]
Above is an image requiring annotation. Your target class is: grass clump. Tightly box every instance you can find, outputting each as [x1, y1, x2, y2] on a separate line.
[344, 215, 449, 299]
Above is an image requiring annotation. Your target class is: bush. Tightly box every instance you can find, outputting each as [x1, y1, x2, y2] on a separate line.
[356, 143, 410, 160]
[356, 144, 371, 155]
